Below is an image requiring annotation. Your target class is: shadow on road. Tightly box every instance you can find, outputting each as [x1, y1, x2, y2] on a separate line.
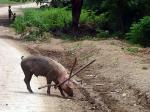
[13, 91, 74, 100]
[0, 35, 15, 39]
[0, 16, 11, 27]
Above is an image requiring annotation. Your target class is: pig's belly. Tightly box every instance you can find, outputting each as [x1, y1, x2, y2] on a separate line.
[33, 70, 48, 77]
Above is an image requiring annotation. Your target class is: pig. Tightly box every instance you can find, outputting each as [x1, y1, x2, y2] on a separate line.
[21, 55, 74, 97]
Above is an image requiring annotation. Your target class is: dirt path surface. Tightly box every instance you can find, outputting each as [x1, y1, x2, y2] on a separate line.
[0, 4, 93, 112]
[25, 38, 150, 112]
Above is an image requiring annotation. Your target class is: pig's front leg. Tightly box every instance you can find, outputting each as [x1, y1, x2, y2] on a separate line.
[46, 78, 52, 95]
[58, 86, 65, 97]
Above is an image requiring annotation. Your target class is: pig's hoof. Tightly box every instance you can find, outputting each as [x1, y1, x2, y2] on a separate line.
[29, 91, 33, 93]
[47, 92, 50, 95]
[47, 93, 51, 96]
[62, 95, 66, 98]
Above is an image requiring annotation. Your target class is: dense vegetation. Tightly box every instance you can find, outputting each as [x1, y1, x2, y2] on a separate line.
[0, 0, 19, 4]
[11, 0, 150, 47]
[126, 16, 150, 47]
[12, 8, 107, 40]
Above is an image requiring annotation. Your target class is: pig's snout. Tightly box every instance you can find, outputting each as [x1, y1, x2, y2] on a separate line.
[67, 88, 74, 97]
[63, 85, 74, 97]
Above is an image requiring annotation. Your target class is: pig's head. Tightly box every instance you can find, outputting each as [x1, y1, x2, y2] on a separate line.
[61, 80, 74, 97]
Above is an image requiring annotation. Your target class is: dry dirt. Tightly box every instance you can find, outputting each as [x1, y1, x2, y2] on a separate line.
[21, 38, 150, 112]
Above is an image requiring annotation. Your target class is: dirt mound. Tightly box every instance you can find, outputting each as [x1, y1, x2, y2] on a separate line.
[27, 45, 75, 69]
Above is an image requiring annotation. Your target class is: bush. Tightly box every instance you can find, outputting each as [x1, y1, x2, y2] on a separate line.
[11, 16, 26, 33]
[80, 10, 110, 28]
[126, 47, 139, 54]
[12, 7, 112, 41]
[96, 30, 109, 38]
[12, 8, 72, 33]
[126, 16, 150, 47]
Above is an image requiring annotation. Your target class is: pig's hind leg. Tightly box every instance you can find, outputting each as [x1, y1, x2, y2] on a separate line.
[23, 70, 33, 93]
[46, 78, 52, 95]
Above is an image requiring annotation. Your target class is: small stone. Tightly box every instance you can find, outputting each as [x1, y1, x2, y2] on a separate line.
[122, 93, 126, 97]
[142, 67, 148, 70]
[89, 106, 96, 110]
[67, 99, 71, 101]
[133, 104, 137, 106]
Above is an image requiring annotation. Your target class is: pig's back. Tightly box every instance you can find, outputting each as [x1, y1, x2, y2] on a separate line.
[21, 56, 68, 77]
[21, 56, 54, 76]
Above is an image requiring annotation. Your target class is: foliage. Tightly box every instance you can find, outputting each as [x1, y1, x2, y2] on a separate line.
[13, 9, 96, 30]
[12, 8, 72, 33]
[84, 0, 150, 37]
[10, 0, 29, 2]
[22, 27, 51, 41]
[11, 16, 26, 33]
[12, 8, 103, 40]
[10, 0, 150, 45]
[126, 16, 150, 47]
[12, 8, 71, 41]
[126, 47, 139, 54]
[96, 30, 109, 38]
[0, 0, 20, 4]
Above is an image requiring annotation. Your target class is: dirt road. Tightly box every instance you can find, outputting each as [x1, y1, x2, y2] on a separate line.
[0, 3, 92, 112]
[0, 38, 88, 112]
[26, 36, 150, 112]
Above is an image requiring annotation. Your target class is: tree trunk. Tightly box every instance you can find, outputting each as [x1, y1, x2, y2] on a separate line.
[72, 0, 83, 34]
[116, 0, 125, 33]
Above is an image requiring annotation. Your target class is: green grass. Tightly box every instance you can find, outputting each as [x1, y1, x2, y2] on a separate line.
[126, 47, 139, 54]
[12, 8, 72, 33]
[12, 7, 111, 41]
[0, 0, 18, 4]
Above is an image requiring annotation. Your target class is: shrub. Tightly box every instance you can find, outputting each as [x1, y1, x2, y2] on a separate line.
[96, 30, 109, 38]
[12, 8, 112, 41]
[126, 16, 150, 47]
[126, 47, 139, 54]
[11, 16, 26, 33]
[12, 8, 72, 33]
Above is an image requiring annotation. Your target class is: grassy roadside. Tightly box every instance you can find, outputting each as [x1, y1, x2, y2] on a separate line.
[0, 0, 17, 4]
[12, 7, 110, 41]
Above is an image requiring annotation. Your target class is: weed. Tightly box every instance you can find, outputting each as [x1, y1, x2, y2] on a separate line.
[0, 0, 18, 4]
[126, 47, 139, 54]
[68, 43, 82, 54]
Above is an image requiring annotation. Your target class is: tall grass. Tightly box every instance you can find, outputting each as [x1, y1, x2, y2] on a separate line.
[0, 0, 19, 4]
[12, 8, 110, 41]
[12, 8, 106, 33]
[12, 8, 72, 33]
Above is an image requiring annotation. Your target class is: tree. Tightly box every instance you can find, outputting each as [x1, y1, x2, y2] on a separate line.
[84, 0, 150, 35]
[72, 0, 83, 33]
